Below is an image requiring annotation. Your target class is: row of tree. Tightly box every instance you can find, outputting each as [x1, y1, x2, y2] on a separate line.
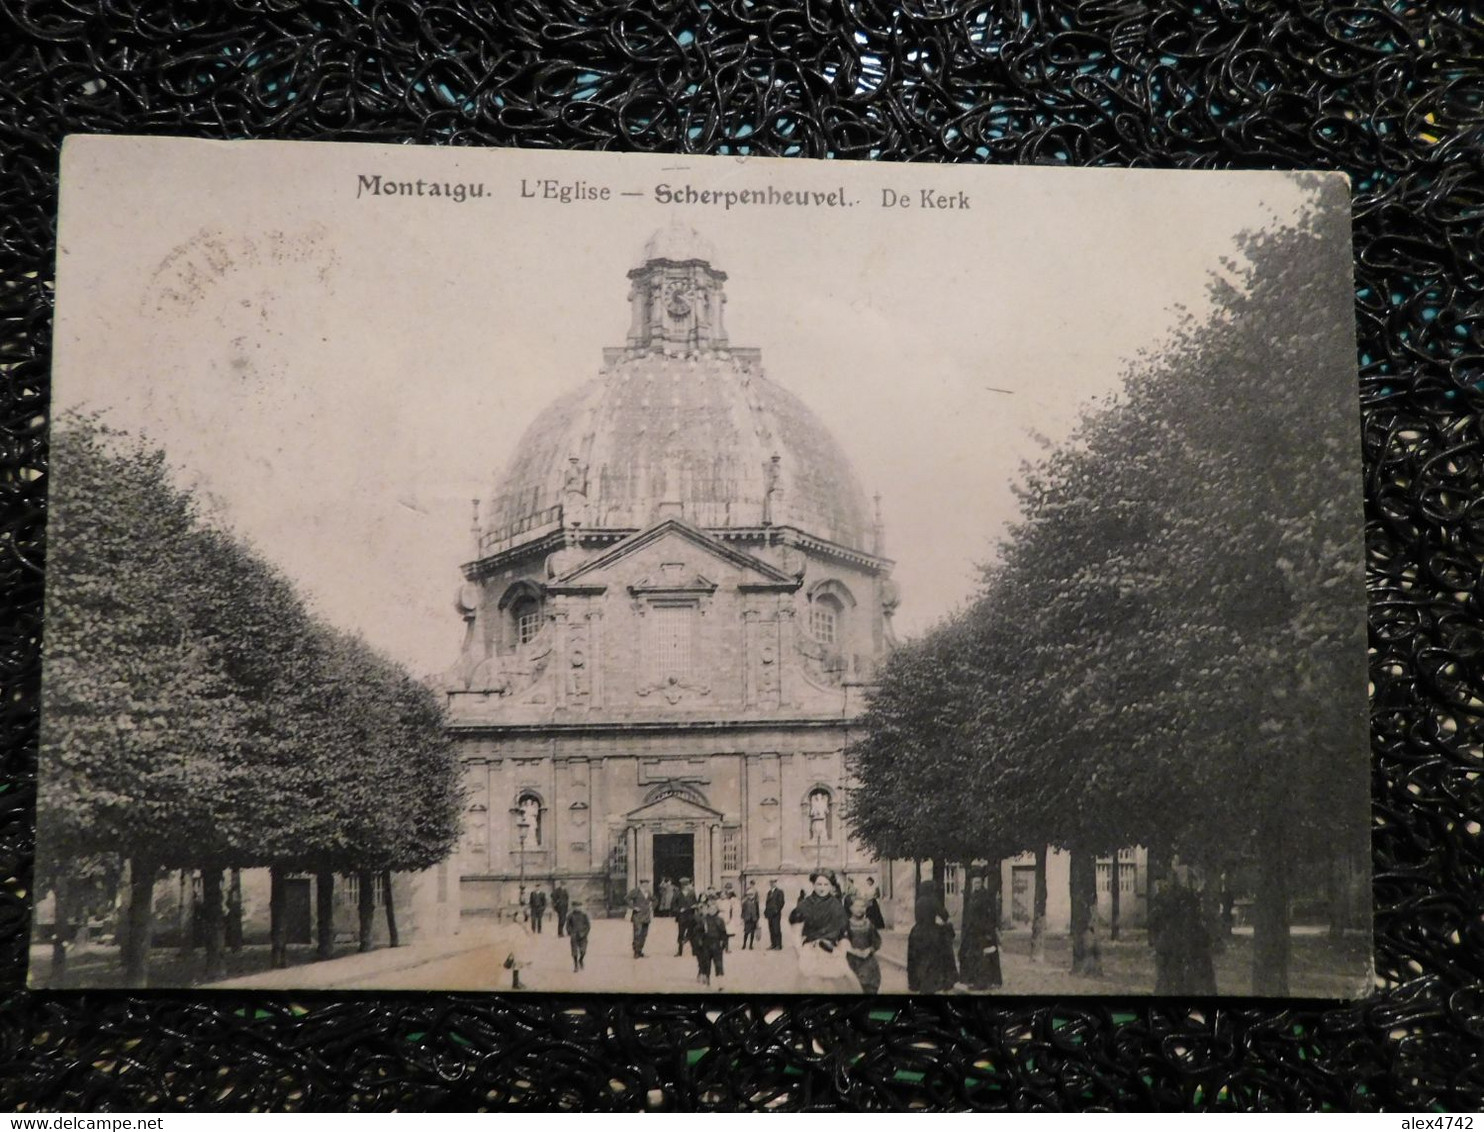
[848, 177, 1370, 994]
[37, 416, 463, 985]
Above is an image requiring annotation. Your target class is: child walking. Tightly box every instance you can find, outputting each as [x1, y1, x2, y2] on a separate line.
[845, 895, 883, 994]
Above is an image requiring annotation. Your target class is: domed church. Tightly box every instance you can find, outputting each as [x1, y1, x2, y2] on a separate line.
[446, 224, 900, 913]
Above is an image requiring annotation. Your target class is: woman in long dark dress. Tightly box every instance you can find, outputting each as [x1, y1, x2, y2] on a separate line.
[906, 887, 958, 993]
[863, 876, 886, 930]
[958, 877, 1003, 990]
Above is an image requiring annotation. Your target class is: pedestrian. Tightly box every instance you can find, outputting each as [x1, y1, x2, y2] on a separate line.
[1078, 919, 1104, 978]
[657, 876, 675, 917]
[764, 878, 786, 950]
[566, 900, 591, 972]
[693, 894, 729, 986]
[740, 882, 761, 950]
[863, 875, 886, 930]
[844, 894, 883, 994]
[1150, 871, 1215, 994]
[958, 875, 1003, 990]
[906, 885, 958, 993]
[496, 907, 534, 990]
[529, 886, 547, 934]
[720, 883, 739, 950]
[790, 870, 853, 992]
[673, 877, 698, 956]
[551, 881, 570, 938]
[627, 878, 654, 958]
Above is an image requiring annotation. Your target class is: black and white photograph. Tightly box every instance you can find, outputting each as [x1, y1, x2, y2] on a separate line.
[32, 136, 1370, 996]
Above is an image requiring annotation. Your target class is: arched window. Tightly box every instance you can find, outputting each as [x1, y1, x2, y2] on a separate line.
[807, 580, 855, 648]
[512, 596, 543, 646]
[806, 786, 834, 842]
[643, 781, 710, 809]
[497, 581, 546, 650]
[514, 791, 544, 848]
[809, 594, 841, 645]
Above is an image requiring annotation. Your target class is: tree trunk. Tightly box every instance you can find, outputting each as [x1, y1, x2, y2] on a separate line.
[1146, 840, 1172, 988]
[1252, 809, 1291, 995]
[50, 873, 70, 988]
[315, 871, 335, 960]
[1031, 845, 1048, 964]
[932, 858, 947, 902]
[985, 859, 1003, 927]
[226, 869, 243, 952]
[1109, 852, 1121, 941]
[1069, 848, 1097, 975]
[357, 870, 375, 952]
[269, 866, 288, 969]
[1147, 842, 1172, 909]
[382, 872, 399, 948]
[912, 859, 922, 896]
[201, 866, 227, 982]
[123, 857, 157, 986]
[115, 860, 132, 966]
[179, 871, 195, 958]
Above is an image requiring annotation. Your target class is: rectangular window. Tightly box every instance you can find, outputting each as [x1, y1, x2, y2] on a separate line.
[647, 603, 694, 683]
[342, 874, 384, 908]
[722, 827, 740, 873]
[609, 833, 627, 876]
[944, 865, 960, 896]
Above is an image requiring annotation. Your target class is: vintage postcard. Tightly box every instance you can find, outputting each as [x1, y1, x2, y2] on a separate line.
[34, 136, 1371, 995]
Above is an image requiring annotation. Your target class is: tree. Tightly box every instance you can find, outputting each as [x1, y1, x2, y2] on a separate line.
[39, 415, 465, 984]
[849, 179, 1368, 992]
[39, 417, 253, 983]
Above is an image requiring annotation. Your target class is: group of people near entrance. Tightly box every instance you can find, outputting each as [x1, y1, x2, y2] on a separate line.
[510, 871, 1009, 994]
[632, 870, 891, 992]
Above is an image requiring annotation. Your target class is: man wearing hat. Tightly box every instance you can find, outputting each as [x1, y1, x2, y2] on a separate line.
[673, 877, 698, 957]
[740, 881, 761, 950]
[627, 878, 654, 959]
[566, 898, 592, 973]
[692, 892, 729, 986]
[764, 878, 786, 950]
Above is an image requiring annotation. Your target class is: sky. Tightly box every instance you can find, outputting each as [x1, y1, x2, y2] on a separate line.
[52, 137, 1320, 677]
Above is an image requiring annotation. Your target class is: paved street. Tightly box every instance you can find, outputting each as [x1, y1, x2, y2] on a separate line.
[349, 916, 911, 994]
[210, 914, 1369, 997]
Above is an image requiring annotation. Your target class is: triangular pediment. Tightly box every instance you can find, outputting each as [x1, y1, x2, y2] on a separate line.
[625, 792, 724, 822]
[551, 518, 799, 589]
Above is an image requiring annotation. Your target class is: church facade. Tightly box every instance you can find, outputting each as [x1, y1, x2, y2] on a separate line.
[446, 226, 901, 913]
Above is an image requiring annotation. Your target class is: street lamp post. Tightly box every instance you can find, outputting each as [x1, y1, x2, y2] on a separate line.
[512, 809, 530, 906]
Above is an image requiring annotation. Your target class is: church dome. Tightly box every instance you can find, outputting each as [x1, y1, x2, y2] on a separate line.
[482, 236, 873, 555]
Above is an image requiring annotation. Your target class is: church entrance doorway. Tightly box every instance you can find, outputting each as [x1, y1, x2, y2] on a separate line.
[653, 833, 695, 888]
